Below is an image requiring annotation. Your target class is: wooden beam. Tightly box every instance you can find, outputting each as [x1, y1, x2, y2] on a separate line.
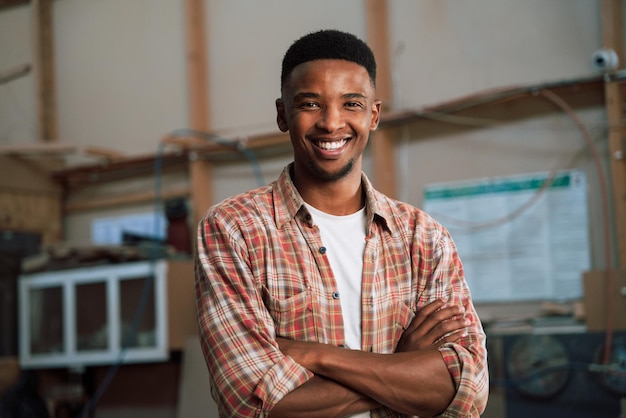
[33, 0, 57, 142]
[0, 142, 76, 155]
[64, 186, 191, 214]
[184, 0, 213, 225]
[185, 0, 210, 132]
[605, 84, 626, 268]
[0, 0, 30, 11]
[601, 0, 626, 268]
[83, 146, 126, 161]
[365, 0, 397, 199]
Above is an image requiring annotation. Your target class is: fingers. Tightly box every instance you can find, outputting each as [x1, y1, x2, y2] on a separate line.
[426, 315, 470, 346]
[406, 299, 464, 335]
[434, 325, 468, 346]
[396, 299, 469, 352]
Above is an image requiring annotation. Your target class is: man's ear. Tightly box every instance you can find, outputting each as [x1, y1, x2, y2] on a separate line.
[370, 99, 382, 131]
[276, 98, 288, 132]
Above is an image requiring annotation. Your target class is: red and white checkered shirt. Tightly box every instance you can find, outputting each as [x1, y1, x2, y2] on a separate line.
[195, 164, 489, 417]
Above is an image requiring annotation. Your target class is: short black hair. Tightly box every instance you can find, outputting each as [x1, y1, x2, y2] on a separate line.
[280, 29, 377, 88]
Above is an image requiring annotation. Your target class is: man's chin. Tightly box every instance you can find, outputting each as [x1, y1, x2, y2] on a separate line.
[310, 160, 354, 181]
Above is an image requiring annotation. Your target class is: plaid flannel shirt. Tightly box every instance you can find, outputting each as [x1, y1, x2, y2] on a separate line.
[195, 164, 489, 417]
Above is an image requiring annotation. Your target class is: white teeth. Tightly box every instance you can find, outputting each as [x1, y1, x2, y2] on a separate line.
[317, 140, 347, 150]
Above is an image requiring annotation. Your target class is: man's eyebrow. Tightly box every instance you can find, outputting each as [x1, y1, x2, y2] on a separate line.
[293, 92, 320, 100]
[293, 92, 368, 100]
[343, 92, 368, 99]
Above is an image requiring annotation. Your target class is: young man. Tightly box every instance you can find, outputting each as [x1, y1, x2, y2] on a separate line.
[195, 30, 488, 417]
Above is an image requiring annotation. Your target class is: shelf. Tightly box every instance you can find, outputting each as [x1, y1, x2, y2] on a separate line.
[18, 259, 196, 368]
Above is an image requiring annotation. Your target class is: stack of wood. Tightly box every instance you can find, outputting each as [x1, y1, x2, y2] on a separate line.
[21, 243, 175, 274]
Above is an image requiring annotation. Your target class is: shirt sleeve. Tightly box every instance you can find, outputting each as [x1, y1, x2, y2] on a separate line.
[194, 209, 313, 417]
[422, 227, 489, 417]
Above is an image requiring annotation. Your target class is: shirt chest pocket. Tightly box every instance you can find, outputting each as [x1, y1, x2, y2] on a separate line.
[370, 300, 415, 353]
[262, 285, 316, 341]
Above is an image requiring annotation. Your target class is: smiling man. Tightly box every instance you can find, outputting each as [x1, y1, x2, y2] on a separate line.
[195, 30, 488, 417]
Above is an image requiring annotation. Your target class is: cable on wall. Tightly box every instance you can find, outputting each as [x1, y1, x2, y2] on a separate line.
[167, 128, 266, 187]
[538, 88, 615, 364]
[417, 100, 607, 232]
[77, 143, 166, 418]
[78, 129, 267, 415]
[416, 86, 618, 365]
[425, 138, 600, 231]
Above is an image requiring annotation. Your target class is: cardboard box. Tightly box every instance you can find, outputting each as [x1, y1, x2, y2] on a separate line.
[583, 270, 626, 331]
[0, 357, 20, 395]
[167, 259, 198, 350]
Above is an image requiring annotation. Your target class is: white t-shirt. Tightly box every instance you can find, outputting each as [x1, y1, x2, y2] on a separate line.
[305, 203, 367, 349]
[304, 203, 370, 417]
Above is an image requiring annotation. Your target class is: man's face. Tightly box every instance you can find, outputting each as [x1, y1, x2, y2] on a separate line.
[276, 59, 381, 182]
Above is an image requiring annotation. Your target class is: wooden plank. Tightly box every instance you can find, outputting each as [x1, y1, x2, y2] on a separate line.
[604, 83, 626, 268]
[365, 0, 397, 199]
[33, 0, 57, 142]
[0, 155, 61, 192]
[601, 0, 623, 64]
[188, 152, 212, 226]
[0, 142, 76, 155]
[601, 0, 626, 267]
[0, 357, 20, 395]
[185, 0, 210, 132]
[0, 191, 61, 243]
[184, 0, 213, 226]
[365, 0, 393, 106]
[83, 146, 125, 160]
[166, 260, 198, 350]
[0, 0, 29, 11]
[64, 186, 191, 213]
[51, 75, 605, 191]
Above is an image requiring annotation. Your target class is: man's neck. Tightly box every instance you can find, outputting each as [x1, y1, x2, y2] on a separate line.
[292, 169, 364, 216]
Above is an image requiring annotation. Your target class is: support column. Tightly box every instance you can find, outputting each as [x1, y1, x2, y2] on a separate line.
[365, 0, 397, 199]
[33, 0, 57, 142]
[601, 0, 626, 267]
[184, 0, 213, 226]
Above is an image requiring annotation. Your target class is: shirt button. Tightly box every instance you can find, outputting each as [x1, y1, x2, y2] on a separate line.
[332, 291, 340, 299]
[319, 246, 327, 254]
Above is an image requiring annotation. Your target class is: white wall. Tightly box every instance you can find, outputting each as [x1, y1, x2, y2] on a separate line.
[0, 0, 618, 269]
[206, 0, 366, 136]
[0, 5, 37, 143]
[0, 0, 606, 153]
[388, 0, 602, 109]
[53, 0, 188, 155]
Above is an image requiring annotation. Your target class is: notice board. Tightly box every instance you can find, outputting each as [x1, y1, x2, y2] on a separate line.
[423, 170, 590, 303]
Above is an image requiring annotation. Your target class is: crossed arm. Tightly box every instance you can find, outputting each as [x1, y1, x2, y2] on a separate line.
[269, 299, 469, 417]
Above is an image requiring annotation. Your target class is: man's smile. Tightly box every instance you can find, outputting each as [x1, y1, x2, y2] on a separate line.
[313, 138, 349, 151]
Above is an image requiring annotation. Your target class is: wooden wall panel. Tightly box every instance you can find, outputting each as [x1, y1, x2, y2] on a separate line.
[0, 191, 61, 244]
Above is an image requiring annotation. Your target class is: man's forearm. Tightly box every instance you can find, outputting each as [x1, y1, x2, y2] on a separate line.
[280, 340, 455, 417]
[269, 375, 379, 418]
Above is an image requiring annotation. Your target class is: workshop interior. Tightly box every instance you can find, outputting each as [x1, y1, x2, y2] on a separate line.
[1, 1, 626, 417]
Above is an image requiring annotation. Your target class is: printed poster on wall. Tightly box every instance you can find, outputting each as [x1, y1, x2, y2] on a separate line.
[422, 170, 590, 303]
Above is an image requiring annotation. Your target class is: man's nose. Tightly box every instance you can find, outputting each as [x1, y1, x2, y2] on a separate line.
[316, 106, 344, 132]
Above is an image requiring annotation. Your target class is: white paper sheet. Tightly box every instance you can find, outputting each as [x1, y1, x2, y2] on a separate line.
[423, 170, 590, 302]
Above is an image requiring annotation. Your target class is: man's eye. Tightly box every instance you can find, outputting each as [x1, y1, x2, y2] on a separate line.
[298, 102, 319, 109]
[346, 102, 363, 108]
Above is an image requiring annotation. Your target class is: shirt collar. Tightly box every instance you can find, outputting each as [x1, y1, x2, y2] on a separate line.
[273, 163, 395, 236]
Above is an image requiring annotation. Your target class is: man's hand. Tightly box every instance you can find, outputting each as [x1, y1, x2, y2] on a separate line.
[396, 299, 468, 353]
